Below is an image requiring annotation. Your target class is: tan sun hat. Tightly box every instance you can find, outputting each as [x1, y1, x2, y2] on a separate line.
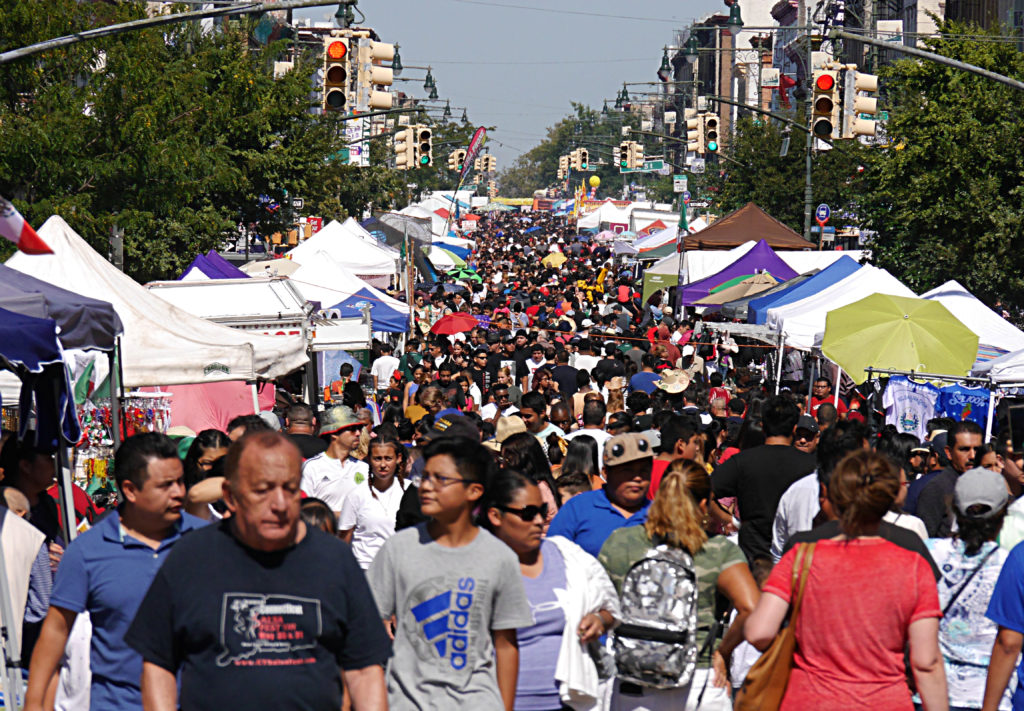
[655, 369, 691, 394]
[483, 415, 527, 452]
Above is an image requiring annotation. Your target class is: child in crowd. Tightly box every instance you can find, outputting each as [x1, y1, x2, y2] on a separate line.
[367, 437, 533, 711]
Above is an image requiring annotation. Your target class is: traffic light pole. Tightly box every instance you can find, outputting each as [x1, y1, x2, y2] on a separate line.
[0, 0, 339, 65]
[829, 29, 1024, 92]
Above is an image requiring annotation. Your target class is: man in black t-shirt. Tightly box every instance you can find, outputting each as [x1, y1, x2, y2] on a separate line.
[284, 403, 327, 459]
[711, 397, 816, 561]
[125, 431, 389, 711]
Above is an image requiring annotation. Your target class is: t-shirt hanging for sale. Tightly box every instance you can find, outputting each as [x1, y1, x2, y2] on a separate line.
[935, 383, 991, 429]
[883, 376, 941, 441]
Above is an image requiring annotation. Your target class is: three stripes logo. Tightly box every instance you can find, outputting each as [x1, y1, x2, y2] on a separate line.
[410, 578, 476, 670]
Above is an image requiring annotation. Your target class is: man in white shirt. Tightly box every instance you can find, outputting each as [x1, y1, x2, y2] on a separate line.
[369, 343, 400, 392]
[300, 405, 369, 515]
[572, 338, 600, 375]
[479, 382, 519, 421]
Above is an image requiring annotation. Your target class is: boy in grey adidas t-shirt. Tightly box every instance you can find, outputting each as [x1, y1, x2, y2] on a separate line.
[368, 522, 533, 710]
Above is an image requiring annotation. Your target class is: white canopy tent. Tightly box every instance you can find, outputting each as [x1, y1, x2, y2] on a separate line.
[765, 265, 916, 350]
[286, 250, 409, 314]
[922, 280, 1024, 364]
[286, 219, 398, 288]
[7, 216, 307, 386]
[578, 201, 631, 230]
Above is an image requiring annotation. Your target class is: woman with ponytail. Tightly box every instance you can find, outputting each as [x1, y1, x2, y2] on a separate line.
[745, 450, 948, 711]
[599, 459, 759, 710]
[339, 438, 408, 569]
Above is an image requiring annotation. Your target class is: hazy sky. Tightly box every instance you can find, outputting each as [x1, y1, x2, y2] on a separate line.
[298, 0, 723, 168]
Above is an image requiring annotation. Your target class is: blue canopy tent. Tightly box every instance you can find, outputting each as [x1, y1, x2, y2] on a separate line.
[0, 307, 81, 547]
[432, 240, 471, 260]
[746, 255, 863, 324]
[329, 288, 408, 333]
[0, 264, 123, 352]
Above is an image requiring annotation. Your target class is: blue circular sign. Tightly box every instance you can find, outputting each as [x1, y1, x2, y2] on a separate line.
[815, 203, 831, 222]
[682, 191, 691, 204]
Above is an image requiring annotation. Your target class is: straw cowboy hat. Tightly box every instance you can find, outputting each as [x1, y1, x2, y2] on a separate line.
[483, 415, 528, 452]
[655, 369, 691, 394]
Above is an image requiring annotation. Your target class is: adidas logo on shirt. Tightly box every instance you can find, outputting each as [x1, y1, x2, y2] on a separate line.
[410, 578, 475, 670]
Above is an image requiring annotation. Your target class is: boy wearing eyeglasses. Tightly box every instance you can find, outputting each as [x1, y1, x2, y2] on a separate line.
[368, 436, 533, 711]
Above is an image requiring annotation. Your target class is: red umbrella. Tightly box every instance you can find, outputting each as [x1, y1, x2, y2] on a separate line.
[431, 312, 479, 335]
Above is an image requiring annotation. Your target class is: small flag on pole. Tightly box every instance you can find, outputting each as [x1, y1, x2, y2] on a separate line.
[0, 197, 51, 254]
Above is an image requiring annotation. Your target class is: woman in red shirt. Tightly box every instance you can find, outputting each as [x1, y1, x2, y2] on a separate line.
[744, 450, 948, 710]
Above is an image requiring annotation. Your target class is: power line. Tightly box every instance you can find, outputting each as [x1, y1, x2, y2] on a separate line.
[414, 58, 655, 65]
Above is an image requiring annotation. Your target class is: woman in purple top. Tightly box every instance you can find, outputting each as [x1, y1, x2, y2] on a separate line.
[484, 468, 621, 711]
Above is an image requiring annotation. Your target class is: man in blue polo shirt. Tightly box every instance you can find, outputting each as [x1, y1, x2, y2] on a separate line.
[547, 432, 653, 557]
[25, 433, 204, 711]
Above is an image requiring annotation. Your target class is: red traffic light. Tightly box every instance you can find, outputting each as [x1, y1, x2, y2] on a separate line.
[815, 73, 835, 92]
[327, 41, 348, 60]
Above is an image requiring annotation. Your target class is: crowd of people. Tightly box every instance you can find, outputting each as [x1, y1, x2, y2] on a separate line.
[4, 209, 1024, 711]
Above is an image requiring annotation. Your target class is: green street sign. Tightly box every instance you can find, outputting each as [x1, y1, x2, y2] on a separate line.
[620, 159, 665, 174]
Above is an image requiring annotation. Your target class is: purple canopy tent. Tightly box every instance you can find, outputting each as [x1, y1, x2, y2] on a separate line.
[680, 240, 798, 306]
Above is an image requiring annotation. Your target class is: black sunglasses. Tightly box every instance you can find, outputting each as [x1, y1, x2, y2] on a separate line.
[498, 503, 549, 521]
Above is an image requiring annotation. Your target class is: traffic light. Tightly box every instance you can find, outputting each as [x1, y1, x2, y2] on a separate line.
[414, 125, 432, 167]
[842, 68, 879, 138]
[487, 179, 497, 198]
[322, 37, 350, 113]
[355, 41, 394, 110]
[685, 109, 703, 154]
[628, 141, 644, 169]
[578, 148, 589, 170]
[448, 148, 467, 172]
[394, 127, 414, 170]
[812, 68, 841, 139]
[569, 149, 579, 170]
[703, 113, 719, 152]
[558, 154, 568, 179]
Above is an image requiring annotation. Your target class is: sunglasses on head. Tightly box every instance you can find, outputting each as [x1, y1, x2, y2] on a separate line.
[498, 503, 549, 521]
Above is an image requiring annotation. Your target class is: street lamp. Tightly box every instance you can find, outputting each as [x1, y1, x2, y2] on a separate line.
[429, 83, 439, 100]
[423, 67, 435, 91]
[657, 46, 672, 82]
[461, 108, 469, 124]
[392, 44, 403, 76]
[621, 84, 630, 102]
[614, 93, 623, 109]
[602, 100, 609, 115]
[727, 3, 744, 31]
[444, 100, 452, 118]
[683, 35, 699, 64]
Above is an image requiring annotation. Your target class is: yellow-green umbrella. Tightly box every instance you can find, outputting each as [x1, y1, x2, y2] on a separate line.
[542, 251, 568, 268]
[822, 293, 979, 383]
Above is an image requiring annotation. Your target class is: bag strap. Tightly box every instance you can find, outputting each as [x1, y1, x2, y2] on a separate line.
[789, 543, 817, 620]
[942, 544, 998, 615]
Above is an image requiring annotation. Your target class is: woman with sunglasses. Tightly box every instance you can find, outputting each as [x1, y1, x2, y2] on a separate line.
[484, 468, 621, 711]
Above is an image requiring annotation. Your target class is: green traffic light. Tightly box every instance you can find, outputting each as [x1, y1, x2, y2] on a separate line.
[707, 141, 718, 152]
[582, 163, 588, 169]
[420, 156, 429, 165]
[620, 160, 628, 168]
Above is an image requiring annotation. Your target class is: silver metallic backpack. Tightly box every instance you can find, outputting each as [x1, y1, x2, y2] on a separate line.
[611, 542, 699, 689]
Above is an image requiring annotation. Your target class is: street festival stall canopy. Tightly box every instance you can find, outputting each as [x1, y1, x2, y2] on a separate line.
[578, 201, 631, 230]
[239, 257, 301, 278]
[426, 246, 466, 272]
[285, 251, 410, 325]
[328, 288, 408, 333]
[179, 251, 250, 281]
[286, 219, 398, 288]
[613, 240, 638, 256]
[694, 273, 779, 306]
[765, 265, 916, 350]
[7, 216, 307, 387]
[682, 202, 814, 251]
[921, 280, 1024, 365]
[747, 255, 864, 325]
[720, 271, 818, 321]
[681, 240, 799, 306]
[0, 264, 123, 352]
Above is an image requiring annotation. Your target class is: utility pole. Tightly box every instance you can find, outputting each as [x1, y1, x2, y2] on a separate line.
[802, 3, 815, 243]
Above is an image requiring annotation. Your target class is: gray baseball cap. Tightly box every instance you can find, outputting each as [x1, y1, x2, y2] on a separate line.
[954, 466, 1009, 518]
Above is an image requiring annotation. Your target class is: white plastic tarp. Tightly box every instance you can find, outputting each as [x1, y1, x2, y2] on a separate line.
[974, 349, 1024, 383]
[765, 265, 916, 350]
[7, 216, 307, 386]
[287, 219, 397, 276]
[922, 280, 1024, 362]
[578, 202, 630, 230]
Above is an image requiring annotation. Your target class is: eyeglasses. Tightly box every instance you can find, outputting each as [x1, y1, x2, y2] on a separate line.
[420, 472, 472, 487]
[498, 503, 549, 521]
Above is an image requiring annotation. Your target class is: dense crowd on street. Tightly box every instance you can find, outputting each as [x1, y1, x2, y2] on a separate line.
[5, 209, 1024, 711]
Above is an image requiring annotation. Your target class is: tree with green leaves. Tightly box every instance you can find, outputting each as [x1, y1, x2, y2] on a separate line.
[0, 2, 407, 281]
[861, 20, 1024, 304]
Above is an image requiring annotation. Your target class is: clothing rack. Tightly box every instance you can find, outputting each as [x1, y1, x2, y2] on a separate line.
[864, 367, 997, 440]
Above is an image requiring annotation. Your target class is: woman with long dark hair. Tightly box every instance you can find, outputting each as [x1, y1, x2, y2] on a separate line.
[559, 436, 600, 489]
[483, 468, 620, 711]
[182, 429, 230, 490]
[500, 432, 561, 531]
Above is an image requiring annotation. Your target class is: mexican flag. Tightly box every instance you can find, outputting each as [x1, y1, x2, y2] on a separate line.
[0, 196, 51, 254]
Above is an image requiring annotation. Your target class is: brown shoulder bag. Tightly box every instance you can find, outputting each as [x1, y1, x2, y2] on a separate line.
[734, 542, 816, 711]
